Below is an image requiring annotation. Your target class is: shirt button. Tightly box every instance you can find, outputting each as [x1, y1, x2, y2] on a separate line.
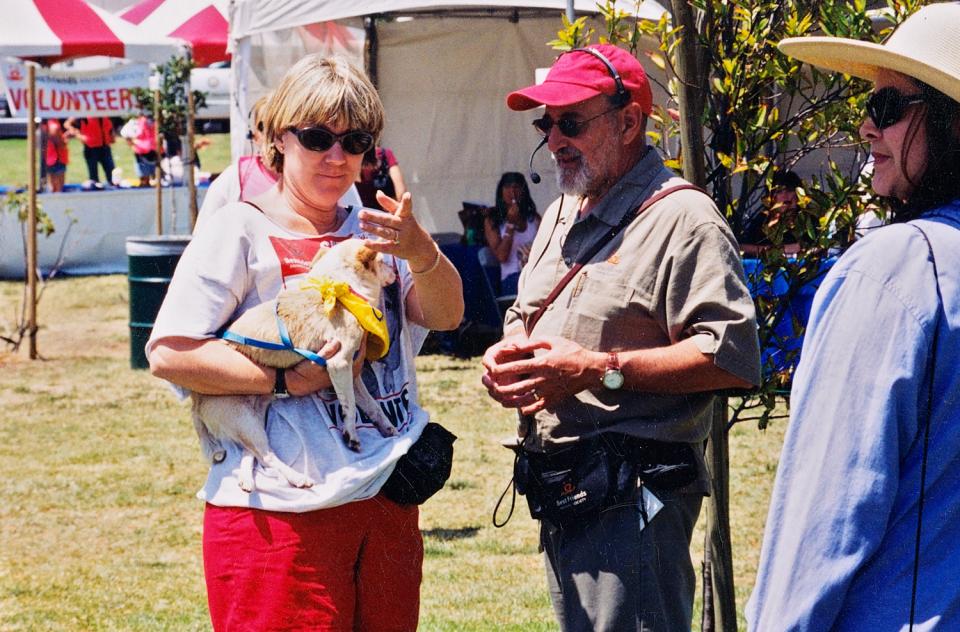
[564, 257, 572, 265]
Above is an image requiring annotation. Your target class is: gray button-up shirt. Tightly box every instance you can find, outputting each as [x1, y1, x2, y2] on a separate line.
[504, 149, 760, 451]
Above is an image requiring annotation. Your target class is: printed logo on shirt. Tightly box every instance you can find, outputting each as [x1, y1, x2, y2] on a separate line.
[319, 384, 412, 432]
[269, 234, 351, 283]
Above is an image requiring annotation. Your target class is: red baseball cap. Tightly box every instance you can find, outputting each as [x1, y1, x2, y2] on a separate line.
[506, 44, 653, 114]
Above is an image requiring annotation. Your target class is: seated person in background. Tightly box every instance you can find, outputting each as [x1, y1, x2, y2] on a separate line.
[357, 145, 407, 210]
[482, 172, 540, 296]
[741, 169, 803, 256]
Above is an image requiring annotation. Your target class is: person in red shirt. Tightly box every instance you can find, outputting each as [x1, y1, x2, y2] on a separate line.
[121, 114, 158, 187]
[44, 119, 72, 193]
[66, 117, 116, 187]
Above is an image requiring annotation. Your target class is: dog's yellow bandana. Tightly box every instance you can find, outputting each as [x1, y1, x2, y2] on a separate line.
[300, 276, 390, 360]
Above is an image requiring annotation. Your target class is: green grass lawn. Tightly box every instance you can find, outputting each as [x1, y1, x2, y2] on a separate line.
[0, 133, 233, 189]
[0, 275, 788, 631]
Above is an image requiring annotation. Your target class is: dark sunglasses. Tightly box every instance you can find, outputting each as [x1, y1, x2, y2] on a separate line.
[288, 126, 375, 155]
[532, 105, 623, 138]
[866, 87, 926, 130]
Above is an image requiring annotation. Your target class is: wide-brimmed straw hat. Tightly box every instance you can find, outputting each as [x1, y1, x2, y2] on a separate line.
[778, 2, 960, 104]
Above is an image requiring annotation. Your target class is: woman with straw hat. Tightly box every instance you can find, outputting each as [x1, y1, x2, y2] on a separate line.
[748, 4, 960, 630]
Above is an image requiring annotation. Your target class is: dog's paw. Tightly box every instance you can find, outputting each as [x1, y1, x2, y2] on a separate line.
[379, 425, 399, 437]
[238, 475, 255, 493]
[343, 430, 362, 452]
[286, 473, 315, 488]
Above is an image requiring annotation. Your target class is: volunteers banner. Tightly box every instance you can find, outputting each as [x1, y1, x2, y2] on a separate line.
[1, 60, 149, 117]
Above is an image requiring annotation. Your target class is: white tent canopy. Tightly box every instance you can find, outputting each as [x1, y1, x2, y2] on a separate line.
[228, 0, 669, 234]
[231, 0, 668, 40]
[119, 0, 230, 66]
[2, 0, 184, 65]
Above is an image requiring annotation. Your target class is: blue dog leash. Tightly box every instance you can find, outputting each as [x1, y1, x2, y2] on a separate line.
[221, 303, 329, 366]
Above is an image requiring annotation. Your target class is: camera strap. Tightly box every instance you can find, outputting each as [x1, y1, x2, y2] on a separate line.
[523, 183, 701, 334]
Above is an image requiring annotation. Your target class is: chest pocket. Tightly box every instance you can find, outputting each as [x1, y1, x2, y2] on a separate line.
[562, 269, 649, 350]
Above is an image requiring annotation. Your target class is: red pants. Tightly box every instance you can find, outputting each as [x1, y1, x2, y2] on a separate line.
[203, 495, 422, 631]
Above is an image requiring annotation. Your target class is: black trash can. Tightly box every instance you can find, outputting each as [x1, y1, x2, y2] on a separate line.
[127, 235, 191, 369]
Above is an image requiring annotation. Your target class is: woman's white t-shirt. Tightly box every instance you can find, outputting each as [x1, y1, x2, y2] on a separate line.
[499, 219, 539, 279]
[148, 202, 429, 512]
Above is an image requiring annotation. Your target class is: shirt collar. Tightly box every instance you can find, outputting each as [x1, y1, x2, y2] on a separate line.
[588, 147, 670, 227]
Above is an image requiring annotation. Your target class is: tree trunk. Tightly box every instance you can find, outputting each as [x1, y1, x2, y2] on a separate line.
[667, 2, 737, 628]
[187, 83, 198, 230]
[27, 65, 38, 359]
[154, 88, 163, 235]
[705, 399, 737, 631]
[701, 554, 715, 632]
[669, 0, 707, 187]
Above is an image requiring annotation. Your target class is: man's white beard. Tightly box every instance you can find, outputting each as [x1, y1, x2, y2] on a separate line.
[555, 150, 593, 197]
[553, 128, 622, 199]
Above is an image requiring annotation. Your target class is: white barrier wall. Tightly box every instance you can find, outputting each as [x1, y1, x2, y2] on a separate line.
[0, 185, 204, 279]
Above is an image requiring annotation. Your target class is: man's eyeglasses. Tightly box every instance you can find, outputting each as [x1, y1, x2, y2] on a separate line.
[288, 126, 375, 155]
[866, 87, 926, 130]
[532, 105, 623, 138]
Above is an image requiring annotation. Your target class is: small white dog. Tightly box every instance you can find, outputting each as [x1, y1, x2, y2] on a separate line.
[191, 239, 398, 492]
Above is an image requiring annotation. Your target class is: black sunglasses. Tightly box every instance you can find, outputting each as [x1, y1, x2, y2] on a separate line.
[288, 126, 375, 155]
[532, 105, 623, 138]
[866, 87, 926, 130]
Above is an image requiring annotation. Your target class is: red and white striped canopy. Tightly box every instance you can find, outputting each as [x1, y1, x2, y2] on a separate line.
[1, 0, 183, 65]
[120, 0, 229, 67]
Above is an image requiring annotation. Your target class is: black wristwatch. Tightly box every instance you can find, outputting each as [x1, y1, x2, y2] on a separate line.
[273, 368, 290, 398]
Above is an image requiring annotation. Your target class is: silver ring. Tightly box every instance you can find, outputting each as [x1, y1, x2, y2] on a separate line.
[532, 388, 540, 400]
[392, 228, 401, 244]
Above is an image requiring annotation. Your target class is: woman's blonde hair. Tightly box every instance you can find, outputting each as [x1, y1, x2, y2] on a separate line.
[250, 94, 271, 130]
[261, 54, 384, 173]
[248, 92, 271, 153]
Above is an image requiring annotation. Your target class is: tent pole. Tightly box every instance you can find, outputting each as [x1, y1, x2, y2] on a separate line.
[566, 0, 575, 23]
[364, 16, 379, 88]
[154, 88, 163, 234]
[187, 76, 197, 230]
[26, 65, 38, 360]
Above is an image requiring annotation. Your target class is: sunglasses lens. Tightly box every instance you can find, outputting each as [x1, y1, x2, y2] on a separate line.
[532, 116, 584, 138]
[295, 127, 373, 154]
[298, 128, 336, 152]
[557, 119, 582, 137]
[867, 87, 925, 129]
[341, 132, 374, 155]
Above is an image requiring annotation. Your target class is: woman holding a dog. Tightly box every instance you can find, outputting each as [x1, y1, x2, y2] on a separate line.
[147, 54, 463, 631]
[748, 4, 960, 629]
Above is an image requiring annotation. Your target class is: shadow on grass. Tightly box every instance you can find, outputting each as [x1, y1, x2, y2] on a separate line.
[422, 526, 481, 541]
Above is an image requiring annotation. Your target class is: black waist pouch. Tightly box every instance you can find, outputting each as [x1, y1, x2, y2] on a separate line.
[381, 423, 457, 505]
[513, 435, 698, 527]
[618, 436, 700, 492]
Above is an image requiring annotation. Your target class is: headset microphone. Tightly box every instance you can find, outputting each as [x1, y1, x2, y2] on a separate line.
[528, 137, 548, 184]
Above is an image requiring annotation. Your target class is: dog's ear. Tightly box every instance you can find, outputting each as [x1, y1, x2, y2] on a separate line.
[356, 244, 378, 271]
[310, 246, 330, 267]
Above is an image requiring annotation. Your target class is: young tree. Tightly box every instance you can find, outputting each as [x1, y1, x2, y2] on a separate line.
[131, 56, 207, 151]
[1, 191, 75, 355]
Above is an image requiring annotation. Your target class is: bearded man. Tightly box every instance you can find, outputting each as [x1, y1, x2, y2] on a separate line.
[482, 45, 760, 632]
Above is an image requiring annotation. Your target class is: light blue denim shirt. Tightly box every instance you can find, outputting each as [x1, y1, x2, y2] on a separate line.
[747, 202, 960, 631]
